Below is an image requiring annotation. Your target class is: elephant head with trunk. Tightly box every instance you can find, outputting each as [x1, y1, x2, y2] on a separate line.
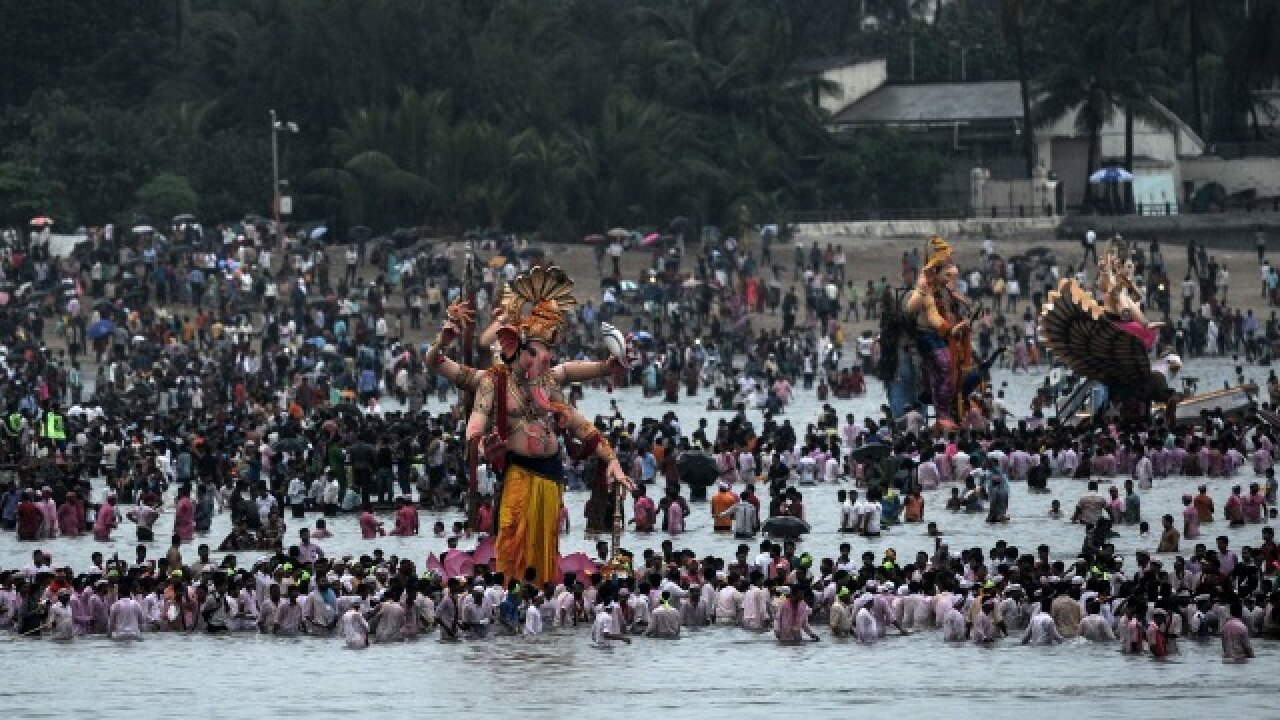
[493, 298, 573, 428]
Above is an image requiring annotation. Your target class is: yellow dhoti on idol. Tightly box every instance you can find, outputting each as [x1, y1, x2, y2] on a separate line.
[495, 455, 563, 586]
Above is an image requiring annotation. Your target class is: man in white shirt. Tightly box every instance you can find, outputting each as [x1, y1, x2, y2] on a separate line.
[823, 456, 841, 483]
[741, 580, 770, 631]
[625, 589, 650, 632]
[524, 595, 544, 636]
[1022, 599, 1066, 645]
[718, 496, 759, 538]
[797, 455, 817, 485]
[862, 497, 882, 537]
[714, 582, 742, 625]
[754, 543, 775, 577]
[591, 601, 631, 647]
[255, 490, 277, 525]
[839, 490, 859, 532]
[952, 449, 971, 482]
[645, 593, 681, 638]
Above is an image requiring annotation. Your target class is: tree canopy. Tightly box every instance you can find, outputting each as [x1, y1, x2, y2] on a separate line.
[0, 0, 1274, 231]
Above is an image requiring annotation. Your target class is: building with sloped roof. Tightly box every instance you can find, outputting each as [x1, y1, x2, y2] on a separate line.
[817, 59, 1203, 215]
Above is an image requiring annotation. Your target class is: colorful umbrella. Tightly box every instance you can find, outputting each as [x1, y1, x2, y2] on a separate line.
[1088, 166, 1135, 184]
[87, 319, 114, 340]
[559, 552, 597, 576]
[29, 216, 53, 227]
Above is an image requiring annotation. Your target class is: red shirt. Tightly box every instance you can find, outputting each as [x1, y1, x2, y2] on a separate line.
[359, 511, 381, 539]
[633, 497, 656, 531]
[16, 501, 42, 539]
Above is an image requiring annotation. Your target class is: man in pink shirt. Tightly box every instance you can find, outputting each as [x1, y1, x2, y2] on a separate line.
[389, 498, 419, 536]
[1225, 486, 1246, 526]
[57, 491, 83, 537]
[1181, 494, 1200, 540]
[94, 494, 118, 541]
[359, 504, 384, 539]
[1253, 445, 1273, 475]
[916, 453, 940, 490]
[1244, 483, 1267, 523]
[631, 486, 656, 532]
[1222, 602, 1255, 661]
[174, 486, 195, 542]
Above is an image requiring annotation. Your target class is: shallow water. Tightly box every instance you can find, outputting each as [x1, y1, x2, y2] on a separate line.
[2, 356, 1277, 718]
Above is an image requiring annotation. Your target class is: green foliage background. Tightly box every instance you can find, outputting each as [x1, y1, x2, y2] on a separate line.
[0, 0, 1274, 232]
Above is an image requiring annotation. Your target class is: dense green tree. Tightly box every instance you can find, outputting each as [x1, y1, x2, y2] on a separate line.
[0, 0, 1268, 230]
[134, 173, 199, 221]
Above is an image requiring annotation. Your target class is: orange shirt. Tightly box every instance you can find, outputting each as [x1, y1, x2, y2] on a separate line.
[711, 490, 737, 530]
[1193, 494, 1215, 522]
[904, 496, 924, 522]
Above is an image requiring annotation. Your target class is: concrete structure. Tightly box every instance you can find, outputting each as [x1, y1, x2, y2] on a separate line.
[794, 215, 1059, 242]
[1182, 156, 1280, 198]
[814, 60, 1206, 213]
[807, 57, 1278, 227]
[799, 56, 887, 116]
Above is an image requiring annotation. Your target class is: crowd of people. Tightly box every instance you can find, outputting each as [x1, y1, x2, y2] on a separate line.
[0, 218, 1276, 662]
[1, 466, 1272, 661]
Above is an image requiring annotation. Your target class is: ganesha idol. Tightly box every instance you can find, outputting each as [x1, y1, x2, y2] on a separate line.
[425, 265, 632, 585]
[1041, 242, 1176, 407]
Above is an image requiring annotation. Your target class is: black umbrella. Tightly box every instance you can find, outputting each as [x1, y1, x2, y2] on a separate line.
[849, 442, 891, 464]
[350, 225, 372, 241]
[519, 246, 546, 259]
[762, 516, 811, 539]
[677, 452, 718, 487]
[334, 402, 361, 415]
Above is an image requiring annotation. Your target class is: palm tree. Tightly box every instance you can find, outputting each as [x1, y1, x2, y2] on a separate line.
[1035, 0, 1129, 212]
[1000, 0, 1037, 178]
[303, 89, 453, 228]
[1148, 0, 1229, 139]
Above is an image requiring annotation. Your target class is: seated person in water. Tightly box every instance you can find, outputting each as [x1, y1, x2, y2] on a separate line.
[218, 521, 257, 552]
[960, 478, 985, 513]
[945, 488, 963, 512]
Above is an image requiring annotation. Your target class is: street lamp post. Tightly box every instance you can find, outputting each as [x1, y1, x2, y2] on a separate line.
[269, 109, 299, 232]
[950, 42, 983, 81]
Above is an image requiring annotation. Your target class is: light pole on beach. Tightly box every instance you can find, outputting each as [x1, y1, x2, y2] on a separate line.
[270, 109, 299, 231]
[950, 42, 982, 82]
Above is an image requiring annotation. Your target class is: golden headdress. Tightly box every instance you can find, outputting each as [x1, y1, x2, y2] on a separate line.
[923, 234, 952, 270]
[499, 265, 577, 346]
